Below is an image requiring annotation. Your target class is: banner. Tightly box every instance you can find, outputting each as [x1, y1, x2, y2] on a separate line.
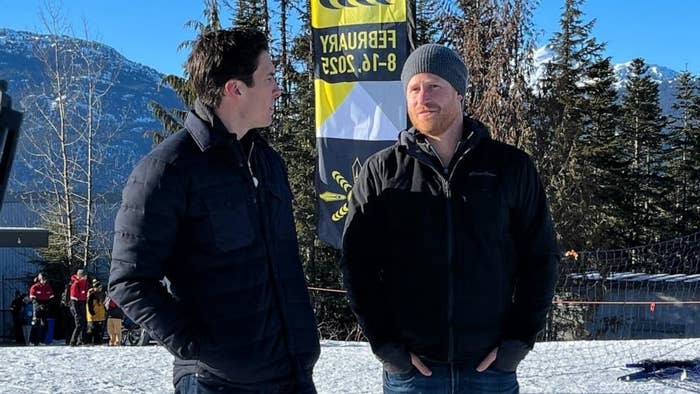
[312, 0, 412, 248]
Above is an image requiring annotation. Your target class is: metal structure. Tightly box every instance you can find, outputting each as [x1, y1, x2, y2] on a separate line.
[0, 80, 49, 247]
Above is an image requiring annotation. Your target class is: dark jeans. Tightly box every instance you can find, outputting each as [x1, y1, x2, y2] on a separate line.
[175, 372, 317, 394]
[30, 303, 48, 345]
[70, 300, 87, 345]
[383, 362, 519, 394]
[88, 320, 105, 344]
[12, 316, 24, 344]
[29, 319, 47, 345]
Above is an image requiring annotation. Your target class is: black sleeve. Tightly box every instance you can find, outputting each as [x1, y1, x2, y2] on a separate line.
[341, 159, 411, 372]
[108, 155, 197, 360]
[87, 294, 96, 315]
[505, 154, 560, 347]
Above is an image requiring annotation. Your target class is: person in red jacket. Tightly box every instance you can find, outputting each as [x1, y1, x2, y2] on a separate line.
[28, 272, 54, 345]
[68, 269, 88, 346]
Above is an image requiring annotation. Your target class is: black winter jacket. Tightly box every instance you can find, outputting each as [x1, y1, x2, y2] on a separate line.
[341, 116, 559, 373]
[109, 102, 320, 387]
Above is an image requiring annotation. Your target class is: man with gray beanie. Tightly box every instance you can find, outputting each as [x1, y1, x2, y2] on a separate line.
[341, 44, 559, 393]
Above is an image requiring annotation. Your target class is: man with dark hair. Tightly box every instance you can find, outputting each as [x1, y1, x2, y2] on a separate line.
[341, 44, 559, 393]
[109, 27, 320, 393]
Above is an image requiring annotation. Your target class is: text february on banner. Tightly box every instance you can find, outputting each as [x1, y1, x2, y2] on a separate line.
[312, 0, 412, 248]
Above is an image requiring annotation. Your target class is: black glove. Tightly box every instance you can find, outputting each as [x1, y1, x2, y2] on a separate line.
[491, 340, 531, 373]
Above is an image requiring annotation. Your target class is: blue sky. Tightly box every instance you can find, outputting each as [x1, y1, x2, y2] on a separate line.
[1, 0, 699, 76]
[532, 0, 700, 74]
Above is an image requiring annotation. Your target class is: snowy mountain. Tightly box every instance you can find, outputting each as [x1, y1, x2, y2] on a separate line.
[0, 28, 183, 192]
[531, 45, 685, 115]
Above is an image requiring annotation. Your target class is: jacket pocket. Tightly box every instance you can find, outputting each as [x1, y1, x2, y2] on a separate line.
[203, 191, 254, 252]
[459, 173, 507, 237]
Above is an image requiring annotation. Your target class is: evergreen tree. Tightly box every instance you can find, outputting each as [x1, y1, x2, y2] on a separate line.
[233, 0, 269, 33]
[413, 0, 448, 46]
[581, 58, 625, 248]
[529, 0, 605, 249]
[668, 71, 700, 234]
[618, 58, 669, 245]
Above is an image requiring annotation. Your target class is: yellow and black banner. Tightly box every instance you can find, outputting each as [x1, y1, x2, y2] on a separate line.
[313, 0, 412, 248]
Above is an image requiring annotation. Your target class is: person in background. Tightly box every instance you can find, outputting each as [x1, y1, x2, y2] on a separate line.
[86, 279, 107, 345]
[21, 295, 33, 346]
[68, 269, 88, 346]
[105, 294, 124, 346]
[10, 291, 25, 344]
[28, 272, 54, 345]
[59, 279, 74, 345]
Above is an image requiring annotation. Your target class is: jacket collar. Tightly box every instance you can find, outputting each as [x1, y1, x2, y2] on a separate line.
[183, 99, 231, 152]
[184, 99, 266, 152]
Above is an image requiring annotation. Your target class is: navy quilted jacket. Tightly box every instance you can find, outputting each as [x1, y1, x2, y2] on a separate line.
[109, 102, 320, 386]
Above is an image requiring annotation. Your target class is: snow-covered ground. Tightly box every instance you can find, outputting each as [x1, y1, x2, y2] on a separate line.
[0, 339, 698, 393]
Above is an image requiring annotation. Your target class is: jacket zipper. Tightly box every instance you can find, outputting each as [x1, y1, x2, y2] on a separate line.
[420, 143, 473, 363]
[416, 145, 453, 362]
[235, 140, 296, 376]
[443, 172, 454, 362]
[446, 147, 471, 362]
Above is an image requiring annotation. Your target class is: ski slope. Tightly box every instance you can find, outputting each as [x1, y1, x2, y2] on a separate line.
[0, 339, 697, 393]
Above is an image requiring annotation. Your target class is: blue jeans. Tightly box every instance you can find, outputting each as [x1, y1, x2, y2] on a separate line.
[383, 362, 518, 394]
[175, 372, 316, 394]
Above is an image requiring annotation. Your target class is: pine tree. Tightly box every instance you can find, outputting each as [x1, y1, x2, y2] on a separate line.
[233, 0, 269, 33]
[413, 0, 448, 46]
[668, 71, 700, 234]
[581, 58, 625, 248]
[618, 58, 670, 245]
[529, 0, 605, 249]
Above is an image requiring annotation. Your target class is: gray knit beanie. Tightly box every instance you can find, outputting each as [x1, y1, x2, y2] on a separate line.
[400, 44, 468, 97]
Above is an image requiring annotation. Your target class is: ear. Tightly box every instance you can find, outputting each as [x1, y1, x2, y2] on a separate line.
[224, 80, 242, 97]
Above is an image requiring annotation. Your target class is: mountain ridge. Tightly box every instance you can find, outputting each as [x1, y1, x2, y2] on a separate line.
[532, 44, 687, 114]
[0, 28, 183, 193]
